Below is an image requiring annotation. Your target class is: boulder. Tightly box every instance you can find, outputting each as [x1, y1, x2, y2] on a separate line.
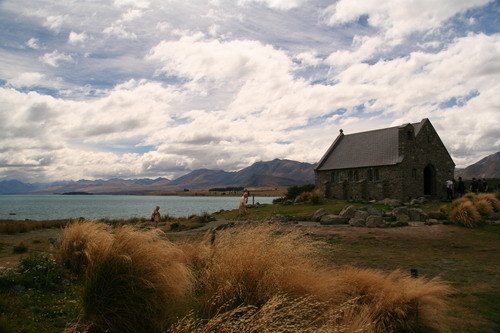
[394, 213, 410, 223]
[339, 205, 357, 219]
[272, 214, 291, 223]
[320, 215, 349, 225]
[366, 206, 384, 217]
[377, 198, 402, 207]
[408, 208, 428, 222]
[425, 219, 439, 225]
[416, 197, 427, 204]
[365, 216, 385, 228]
[349, 218, 366, 227]
[392, 207, 410, 216]
[354, 210, 370, 220]
[409, 199, 419, 206]
[390, 220, 409, 227]
[312, 208, 331, 222]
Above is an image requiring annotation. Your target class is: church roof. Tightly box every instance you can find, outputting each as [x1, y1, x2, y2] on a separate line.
[315, 119, 426, 171]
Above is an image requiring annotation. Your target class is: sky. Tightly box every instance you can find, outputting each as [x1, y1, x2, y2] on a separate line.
[0, 0, 499, 182]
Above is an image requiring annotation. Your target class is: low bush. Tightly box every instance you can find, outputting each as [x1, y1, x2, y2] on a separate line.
[12, 242, 28, 254]
[17, 253, 64, 290]
[285, 184, 316, 200]
[449, 200, 481, 227]
[195, 212, 215, 224]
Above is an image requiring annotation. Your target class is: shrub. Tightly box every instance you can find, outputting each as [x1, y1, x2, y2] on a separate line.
[81, 226, 193, 333]
[285, 184, 315, 200]
[195, 212, 215, 224]
[449, 200, 481, 227]
[12, 242, 27, 254]
[55, 221, 114, 276]
[311, 190, 322, 204]
[476, 193, 500, 212]
[296, 191, 313, 202]
[16, 253, 64, 290]
[475, 199, 494, 216]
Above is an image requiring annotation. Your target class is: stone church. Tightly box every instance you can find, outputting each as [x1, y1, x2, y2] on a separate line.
[315, 118, 455, 201]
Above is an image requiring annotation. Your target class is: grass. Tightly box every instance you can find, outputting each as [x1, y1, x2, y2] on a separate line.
[1, 199, 499, 332]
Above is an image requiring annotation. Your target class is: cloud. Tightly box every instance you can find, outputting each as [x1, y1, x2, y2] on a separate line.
[25, 37, 41, 50]
[39, 50, 73, 67]
[7, 72, 45, 88]
[68, 31, 88, 45]
[238, 0, 307, 10]
[323, 0, 493, 68]
[43, 15, 65, 32]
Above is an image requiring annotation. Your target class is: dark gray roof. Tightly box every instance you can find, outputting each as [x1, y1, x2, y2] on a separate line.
[316, 120, 426, 171]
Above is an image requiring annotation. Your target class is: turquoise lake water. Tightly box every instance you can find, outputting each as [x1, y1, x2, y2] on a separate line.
[0, 195, 276, 220]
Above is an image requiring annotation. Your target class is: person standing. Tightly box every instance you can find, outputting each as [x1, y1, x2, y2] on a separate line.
[470, 177, 478, 193]
[456, 177, 465, 197]
[238, 192, 249, 219]
[151, 206, 161, 228]
[481, 178, 488, 192]
[445, 179, 454, 201]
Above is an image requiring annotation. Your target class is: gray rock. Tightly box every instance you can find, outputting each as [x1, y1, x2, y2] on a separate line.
[409, 199, 419, 206]
[390, 220, 409, 227]
[339, 205, 357, 219]
[349, 218, 366, 227]
[312, 208, 331, 222]
[416, 197, 427, 204]
[320, 214, 349, 225]
[408, 208, 428, 222]
[394, 213, 410, 223]
[365, 215, 385, 228]
[272, 214, 291, 223]
[392, 207, 410, 216]
[425, 219, 439, 225]
[377, 198, 402, 207]
[366, 206, 384, 217]
[354, 210, 370, 220]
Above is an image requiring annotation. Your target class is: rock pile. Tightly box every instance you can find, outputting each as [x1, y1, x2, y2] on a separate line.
[312, 203, 446, 228]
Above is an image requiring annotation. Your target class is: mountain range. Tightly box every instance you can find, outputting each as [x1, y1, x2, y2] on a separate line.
[0, 159, 315, 194]
[1, 152, 498, 195]
[455, 151, 500, 179]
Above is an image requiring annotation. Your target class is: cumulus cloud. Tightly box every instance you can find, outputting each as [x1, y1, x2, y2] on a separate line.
[7, 72, 45, 88]
[68, 31, 88, 45]
[0, 0, 497, 181]
[323, 0, 493, 68]
[39, 50, 73, 67]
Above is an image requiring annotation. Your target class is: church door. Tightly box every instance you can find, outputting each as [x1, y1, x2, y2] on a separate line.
[423, 164, 436, 195]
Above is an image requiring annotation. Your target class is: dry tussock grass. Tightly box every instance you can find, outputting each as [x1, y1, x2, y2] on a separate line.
[195, 224, 336, 315]
[331, 267, 451, 332]
[55, 220, 114, 275]
[81, 226, 193, 333]
[61, 222, 452, 333]
[170, 294, 372, 333]
[450, 199, 481, 227]
[475, 199, 494, 216]
[476, 193, 500, 211]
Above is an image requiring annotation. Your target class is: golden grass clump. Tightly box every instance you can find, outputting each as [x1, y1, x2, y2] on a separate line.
[195, 224, 335, 315]
[449, 200, 481, 227]
[170, 294, 372, 333]
[55, 220, 114, 275]
[476, 193, 500, 212]
[331, 267, 451, 332]
[475, 199, 494, 216]
[81, 226, 194, 333]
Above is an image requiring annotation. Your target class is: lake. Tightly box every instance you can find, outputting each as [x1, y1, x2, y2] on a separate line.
[0, 195, 276, 220]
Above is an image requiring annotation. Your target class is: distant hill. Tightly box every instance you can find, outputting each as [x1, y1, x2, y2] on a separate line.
[0, 179, 39, 194]
[0, 159, 315, 194]
[168, 159, 315, 189]
[455, 152, 500, 179]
